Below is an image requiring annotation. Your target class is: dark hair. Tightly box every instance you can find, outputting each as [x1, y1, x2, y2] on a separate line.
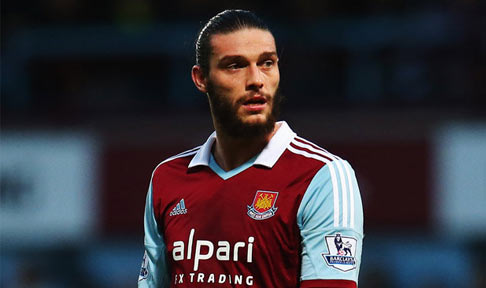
[195, 9, 271, 76]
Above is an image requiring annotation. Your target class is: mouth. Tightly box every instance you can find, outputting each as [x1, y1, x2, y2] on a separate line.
[242, 95, 268, 107]
[241, 95, 269, 113]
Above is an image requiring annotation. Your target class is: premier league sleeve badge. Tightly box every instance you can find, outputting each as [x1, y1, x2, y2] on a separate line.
[138, 250, 149, 281]
[322, 233, 358, 272]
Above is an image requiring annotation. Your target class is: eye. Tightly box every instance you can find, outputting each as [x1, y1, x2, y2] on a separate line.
[227, 62, 245, 70]
[262, 59, 275, 68]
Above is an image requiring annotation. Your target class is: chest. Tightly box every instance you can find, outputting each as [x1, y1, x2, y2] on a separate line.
[151, 163, 319, 287]
[153, 165, 315, 254]
[156, 167, 311, 237]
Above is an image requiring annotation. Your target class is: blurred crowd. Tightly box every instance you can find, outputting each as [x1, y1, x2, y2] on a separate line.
[2, 0, 485, 125]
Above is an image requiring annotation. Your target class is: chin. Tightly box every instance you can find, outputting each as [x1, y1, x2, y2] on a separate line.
[241, 114, 270, 126]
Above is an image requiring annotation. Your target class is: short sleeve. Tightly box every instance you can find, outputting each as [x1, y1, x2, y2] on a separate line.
[297, 159, 364, 286]
[138, 181, 170, 288]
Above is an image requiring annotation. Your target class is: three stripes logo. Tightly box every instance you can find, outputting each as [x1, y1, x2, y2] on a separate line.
[169, 199, 187, 216]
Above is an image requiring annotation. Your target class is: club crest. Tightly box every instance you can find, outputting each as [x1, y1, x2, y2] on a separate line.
[322, 234, 358, 272]
[247, 190, 279, 220]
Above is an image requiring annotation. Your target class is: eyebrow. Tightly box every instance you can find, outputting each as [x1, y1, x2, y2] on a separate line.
[258, 51, 278, 60]
[218, 55, 246, 65]
[218, 51, 278, 64]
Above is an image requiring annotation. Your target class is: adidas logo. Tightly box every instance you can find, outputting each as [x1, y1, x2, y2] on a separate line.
[169, 199, 187, 216]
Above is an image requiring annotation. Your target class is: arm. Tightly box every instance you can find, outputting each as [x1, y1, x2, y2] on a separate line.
[298, 159, 364, 288]
[138, 181, 170, 288]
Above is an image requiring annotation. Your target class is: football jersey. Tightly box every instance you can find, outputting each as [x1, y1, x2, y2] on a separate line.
[138, 121, 364, 288]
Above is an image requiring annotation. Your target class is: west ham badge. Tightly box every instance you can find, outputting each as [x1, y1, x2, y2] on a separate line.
[322, 233, 358, 272]
[247, 190, 279, 220]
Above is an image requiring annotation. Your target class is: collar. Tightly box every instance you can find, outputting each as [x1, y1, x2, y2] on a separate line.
[188, 121, 296, 169]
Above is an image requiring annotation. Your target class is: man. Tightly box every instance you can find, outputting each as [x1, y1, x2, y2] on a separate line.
[138, 9, 364, 288]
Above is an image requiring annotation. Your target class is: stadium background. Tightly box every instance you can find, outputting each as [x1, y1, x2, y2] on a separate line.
[1, 1, 485, 287]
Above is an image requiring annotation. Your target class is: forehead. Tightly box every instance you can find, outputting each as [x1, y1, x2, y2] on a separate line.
[209, 28, 277, 60]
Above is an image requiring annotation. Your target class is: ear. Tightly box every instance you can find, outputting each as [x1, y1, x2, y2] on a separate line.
[191, 65, 208, 93]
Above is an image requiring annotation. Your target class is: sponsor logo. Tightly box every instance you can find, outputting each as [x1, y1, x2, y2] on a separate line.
[247, 190, 279, 220]
[174, 273, 254, 286]
[138, 251, 149, 281]
[322, 233, 358, 272]
[170, 199, 187, 216]
[172, 228, 254, 271]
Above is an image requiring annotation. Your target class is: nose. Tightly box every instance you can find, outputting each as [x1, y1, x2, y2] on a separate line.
[246, 64, 264, 91]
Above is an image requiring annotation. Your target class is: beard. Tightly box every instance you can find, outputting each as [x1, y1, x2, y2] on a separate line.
[206, 82, 282, 139]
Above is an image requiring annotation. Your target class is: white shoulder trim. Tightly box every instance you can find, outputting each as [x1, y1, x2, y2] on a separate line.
[289, 137, 357, 229]
[152, 146, 201, 176]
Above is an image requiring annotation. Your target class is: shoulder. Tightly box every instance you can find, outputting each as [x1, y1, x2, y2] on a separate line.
[286, 135, 349, 168]
[293, 136, 362, 232]
[288, 135, 357, 193]
[152, 146, 201, 176]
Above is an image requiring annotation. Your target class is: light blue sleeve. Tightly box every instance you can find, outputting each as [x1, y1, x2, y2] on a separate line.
[138, 181, 170, 288]
[297, 159, 364, 283]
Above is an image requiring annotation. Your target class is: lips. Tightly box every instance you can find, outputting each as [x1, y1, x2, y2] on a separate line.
[242, 95, 267, 106]
[241, 95, 268, 113]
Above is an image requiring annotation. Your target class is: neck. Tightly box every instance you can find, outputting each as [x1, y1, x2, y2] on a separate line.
[212, 123, 280, 171]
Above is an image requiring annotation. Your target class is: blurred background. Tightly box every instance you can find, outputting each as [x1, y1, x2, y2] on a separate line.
[1, 0, 485, 287]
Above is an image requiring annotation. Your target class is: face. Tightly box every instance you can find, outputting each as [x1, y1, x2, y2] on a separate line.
[193, 28, 281, 138]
